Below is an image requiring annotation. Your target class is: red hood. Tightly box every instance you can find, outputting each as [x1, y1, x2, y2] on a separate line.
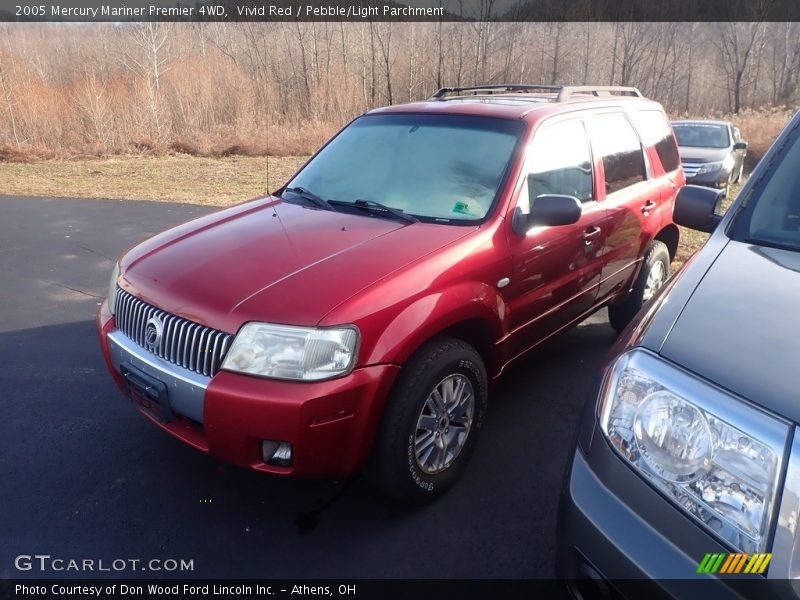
[119, 197, 473, 333]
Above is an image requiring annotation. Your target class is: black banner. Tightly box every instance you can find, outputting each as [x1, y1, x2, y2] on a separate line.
[0, 579, 782, 600]
[2, 0, 800, 22]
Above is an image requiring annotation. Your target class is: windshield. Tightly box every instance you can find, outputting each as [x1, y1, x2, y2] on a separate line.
[730, 120, 800, 252]
[673, 123, 730, 149]
[285, 114, 524, 223]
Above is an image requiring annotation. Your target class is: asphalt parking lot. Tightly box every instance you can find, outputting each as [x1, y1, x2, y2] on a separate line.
[0, 195, 617, 579]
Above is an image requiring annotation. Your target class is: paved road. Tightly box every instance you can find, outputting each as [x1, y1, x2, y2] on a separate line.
[0, 195, 617, 579]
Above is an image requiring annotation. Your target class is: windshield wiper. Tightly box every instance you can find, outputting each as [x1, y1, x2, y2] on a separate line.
[282, 186, 337, 212]
[330, 199, 419, 224]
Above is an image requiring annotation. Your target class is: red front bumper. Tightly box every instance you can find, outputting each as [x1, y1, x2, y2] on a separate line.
[97, 304, 400, 477]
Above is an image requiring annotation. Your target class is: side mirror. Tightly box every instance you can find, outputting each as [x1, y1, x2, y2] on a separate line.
[513, 194, 582, 234]
[734, 141, 748, 151]
[673, 185, 725, 233]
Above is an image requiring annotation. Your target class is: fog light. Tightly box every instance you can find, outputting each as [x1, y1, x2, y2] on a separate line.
[261, 440, 293, 467]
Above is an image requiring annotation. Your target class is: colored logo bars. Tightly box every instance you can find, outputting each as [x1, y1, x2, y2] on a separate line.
[697, 553, 773, 575]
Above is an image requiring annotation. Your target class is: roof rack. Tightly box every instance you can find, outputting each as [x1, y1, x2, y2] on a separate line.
[556, 86, 643, 101]
[430, 84, 643, 102]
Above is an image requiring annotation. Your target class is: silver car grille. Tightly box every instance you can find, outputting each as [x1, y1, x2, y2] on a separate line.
[114, 287, 233, 377]
[681, 159, 706, 178]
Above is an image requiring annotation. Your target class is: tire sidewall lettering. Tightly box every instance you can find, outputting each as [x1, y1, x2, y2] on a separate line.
[407, 433, 434, 491]
[456, 359, 486, 429]
[404, 356, 487, 492]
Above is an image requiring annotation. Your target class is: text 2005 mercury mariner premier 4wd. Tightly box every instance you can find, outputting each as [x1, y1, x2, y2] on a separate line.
[98, 84, 685, 503]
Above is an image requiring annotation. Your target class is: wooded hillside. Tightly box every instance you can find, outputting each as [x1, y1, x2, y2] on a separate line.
[0, 22, 797, 159]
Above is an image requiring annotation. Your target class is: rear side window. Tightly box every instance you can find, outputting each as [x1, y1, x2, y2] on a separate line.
[589, 113, 646, 194]
[632, 110, 681, 173]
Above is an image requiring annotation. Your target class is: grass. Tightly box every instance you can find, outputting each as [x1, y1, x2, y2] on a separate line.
[673, 177, 743, 269]
[0, 155, 308, 206]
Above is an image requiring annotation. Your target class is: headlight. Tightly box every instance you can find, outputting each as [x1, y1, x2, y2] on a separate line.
[598, 348, 788, 553]
[697, 156, 734, 175]
[222, 322, 359, 381]
[107, 261, 120, 314]
[697, 161, 724, 175]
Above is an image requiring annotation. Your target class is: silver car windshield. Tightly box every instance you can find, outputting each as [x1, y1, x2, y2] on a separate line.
[673, 123, 730, 149]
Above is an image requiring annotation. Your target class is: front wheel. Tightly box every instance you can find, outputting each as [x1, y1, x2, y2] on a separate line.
[608, 240, 670, 333]
[366, 337, 488, 504]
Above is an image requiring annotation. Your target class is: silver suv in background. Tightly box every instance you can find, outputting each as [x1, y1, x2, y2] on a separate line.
[673, 120, 747, 193]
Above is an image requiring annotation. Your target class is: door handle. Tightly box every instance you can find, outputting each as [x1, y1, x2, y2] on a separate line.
[582, 226, 602, 245]
[641, 200, 657, 214]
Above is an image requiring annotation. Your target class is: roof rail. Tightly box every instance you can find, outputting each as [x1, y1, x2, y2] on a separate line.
[430, 84, 644, 102]
[556, 86, 643, 101]
[430, 84, 562, 99]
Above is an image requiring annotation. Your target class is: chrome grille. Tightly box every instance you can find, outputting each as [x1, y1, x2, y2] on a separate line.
[681, 160, 707, 178]
[114, 287, 233, 377]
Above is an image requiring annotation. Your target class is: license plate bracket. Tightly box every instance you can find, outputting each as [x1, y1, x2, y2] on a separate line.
[120, 361, 172, 423]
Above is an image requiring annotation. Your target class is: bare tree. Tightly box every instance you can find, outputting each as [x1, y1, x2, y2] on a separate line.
[0, 60, 21, 148]
[714, 22, 764, 113]
[374, 22, 394, 104]
[123, 23, 173, 91]
[72, 68, 111, 148]
[768, 22, 800, 104]
[120, 23, 174, 138]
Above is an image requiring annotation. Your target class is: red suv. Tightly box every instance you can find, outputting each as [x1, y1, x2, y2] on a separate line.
[98, 84, 684, 503]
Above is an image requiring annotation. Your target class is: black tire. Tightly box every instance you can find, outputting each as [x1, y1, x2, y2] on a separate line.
[608, 240, 670, 333]
[734, 163, 744, 184]
[366, 336, 488, 504]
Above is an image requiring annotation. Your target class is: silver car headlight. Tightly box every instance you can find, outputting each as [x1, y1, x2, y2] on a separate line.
[598, 348, 788, 553]
[696, 161, 724, 175]
[107, 261, 120, 315]
[221, 322, 359, 381]
[697, 156, 735, 175]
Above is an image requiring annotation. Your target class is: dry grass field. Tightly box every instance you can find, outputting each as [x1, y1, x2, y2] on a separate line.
[674, 181, 741, 268]
[0, 155, 307, 206]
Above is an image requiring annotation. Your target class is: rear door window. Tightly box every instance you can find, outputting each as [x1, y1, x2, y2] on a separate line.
[632, 110, 681, 173]
[589, 113, 647, 194]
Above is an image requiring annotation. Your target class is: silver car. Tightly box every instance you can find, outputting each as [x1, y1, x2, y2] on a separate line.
[673, 120, 748, 193]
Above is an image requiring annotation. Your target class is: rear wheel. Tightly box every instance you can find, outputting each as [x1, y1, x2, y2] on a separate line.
[608, 240, 670, 332]
[366, 337, 488, 504]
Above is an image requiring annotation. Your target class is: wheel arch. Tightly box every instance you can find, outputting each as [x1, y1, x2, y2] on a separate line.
[654, 224, 680, 261]
[359, 282, 506, 378]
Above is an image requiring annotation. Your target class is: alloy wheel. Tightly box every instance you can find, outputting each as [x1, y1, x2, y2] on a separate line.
[413, 374, 475, 475]
[643, 260, 666, 302]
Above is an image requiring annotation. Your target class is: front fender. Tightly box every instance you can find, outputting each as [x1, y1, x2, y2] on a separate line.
[359, 280, 506, 374]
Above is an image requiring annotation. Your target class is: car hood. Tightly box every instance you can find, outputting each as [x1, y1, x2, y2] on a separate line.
[678, 145, 731, 163]
[119, 197, 472, 333]
[660, 239, 800, 421]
